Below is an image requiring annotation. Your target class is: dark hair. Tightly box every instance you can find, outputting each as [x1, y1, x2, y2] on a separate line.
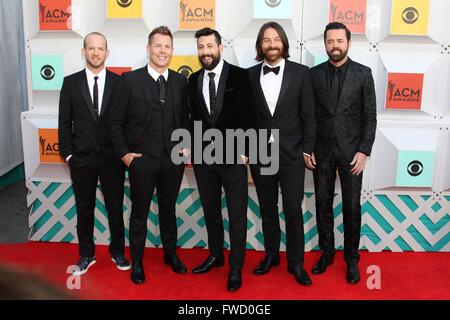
[83, 32, 108, 49]
[194, 27, 222, 45]
[255, 21, 290, 61]
[148, 25, 173, 44]
[324, 22, 351, 42]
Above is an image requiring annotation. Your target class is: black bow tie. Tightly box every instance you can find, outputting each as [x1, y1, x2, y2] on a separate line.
[263, 65, 280, 75]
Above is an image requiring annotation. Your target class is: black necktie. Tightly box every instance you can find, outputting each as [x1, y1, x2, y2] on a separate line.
[93, 76, 99, 115]
[263, 65, 280, 75]
[208, 72, 216, 116]
[330, 68, 340, 108]
[158, 75, 167, 105]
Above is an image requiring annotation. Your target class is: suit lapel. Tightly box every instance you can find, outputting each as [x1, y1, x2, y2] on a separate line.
[273, 60, 292, 117]
[324, 63, 334, 113]
[79, 71, 98, 120]
[139, 66, 154, 105]
[99, 71, 113, 118]
[213, 60, 229, 120]
[166, 71, 178, 124]
[251, 63, 272, 119]
[334, 60, 353, 113]
[197, 70, 213, 125]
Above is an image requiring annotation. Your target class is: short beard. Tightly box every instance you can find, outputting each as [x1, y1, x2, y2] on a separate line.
[263, 47, 282, 63]
[327, 48, 348, 63]
[200, 53, 221, 70]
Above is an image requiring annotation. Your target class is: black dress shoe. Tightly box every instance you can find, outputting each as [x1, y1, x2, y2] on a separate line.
[227, 272, 242, 292]
[130, 262, 145, 285]
[253, 254, 280, 275]
[164, 253, 187, 274]
[312, 253, 334, 275]
[346, 263, 360, 284]
[192, 255, 224, 274]
[288, 265, 312, 286]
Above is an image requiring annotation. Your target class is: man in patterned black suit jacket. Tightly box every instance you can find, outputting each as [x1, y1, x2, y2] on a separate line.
[308, 22, 377, 284]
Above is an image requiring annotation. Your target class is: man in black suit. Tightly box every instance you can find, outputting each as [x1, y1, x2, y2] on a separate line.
[248, 22, 316, 286]
[109, 26, 189, 284]
[188, 28, 257, 292]
[59, 32, 130, 276]
[308, 22, 377, 284]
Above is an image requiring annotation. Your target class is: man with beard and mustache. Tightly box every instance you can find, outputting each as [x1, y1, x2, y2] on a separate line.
[59, 32, 130, 275]
[248, 21, 316, 286]
[109, 26, 190, 284]
[308, 22, 377, 284]
[188, 28, 257, 292]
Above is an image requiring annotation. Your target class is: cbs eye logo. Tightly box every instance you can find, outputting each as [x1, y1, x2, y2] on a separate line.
[265, 0, 281, 7]
[177, 65, 193, 78]
[402, 7, 419, 24]
[407, 160, 423, 177]
[117, 0, 132, 8]
[40, 65, 55, 81]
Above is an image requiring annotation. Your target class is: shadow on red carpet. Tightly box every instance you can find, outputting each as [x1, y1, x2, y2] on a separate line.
[0, 242, 448, 300]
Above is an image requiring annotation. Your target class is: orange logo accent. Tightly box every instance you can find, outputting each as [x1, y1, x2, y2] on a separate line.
[107, 67, 132, 75]
[329, 0, 367, 34]
[38, 129, 64, 163]
[385, 73, 424, 110]
[179, 0, 215, 30]
[39, 0, 72, 31]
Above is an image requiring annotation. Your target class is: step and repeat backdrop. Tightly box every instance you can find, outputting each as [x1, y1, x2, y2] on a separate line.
[21, 0, 450, 252]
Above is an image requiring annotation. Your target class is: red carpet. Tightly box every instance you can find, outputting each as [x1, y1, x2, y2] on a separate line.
[0, 242, 448, 300]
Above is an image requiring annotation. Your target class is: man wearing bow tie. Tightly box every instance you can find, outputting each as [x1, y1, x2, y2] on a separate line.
[248, 22, 316, 286]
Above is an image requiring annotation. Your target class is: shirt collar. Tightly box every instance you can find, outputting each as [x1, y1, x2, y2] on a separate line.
[263, 58, 285, 69]
[204, 59, 224, 78]
[147, 64, 169, 82]
[85, 67, 106, 80]
[328, 57, 350, 73]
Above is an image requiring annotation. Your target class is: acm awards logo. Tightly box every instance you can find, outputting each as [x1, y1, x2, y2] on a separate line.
[386, 73, 423, 110]
[39, 0, 71, 30]
[402, 7, 419, 24]
[40, 136, 59, 156]
[38, 129, 63, 163]
[40, 65, 55, 81]
[117, 0, 132, 8]
[179, 0, 214, 24]
[387, 80, 421, 103]
[407, 160, 423, 177]
[265, 0, 281, 7]
[329, 0, 366, 33]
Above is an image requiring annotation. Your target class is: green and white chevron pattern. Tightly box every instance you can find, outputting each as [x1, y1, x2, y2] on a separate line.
[27, 181, 450, 252]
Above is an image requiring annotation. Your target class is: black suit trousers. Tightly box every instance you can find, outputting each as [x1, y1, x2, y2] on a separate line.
[128, 152, 184, 263]
[250, 158, 306, 268]
[313, 141, 362, 263]
[193, 163, 248, 272]
[70, 153, 125, 258]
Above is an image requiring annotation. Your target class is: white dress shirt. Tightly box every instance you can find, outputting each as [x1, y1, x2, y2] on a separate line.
[202, 59, 224, 114]
[85, 67, 106, 114]
[260, 58, 285, 117]
[260, 59, 285, 143]
[147, 64, 169, 82]
[67, 67, 106, 162]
